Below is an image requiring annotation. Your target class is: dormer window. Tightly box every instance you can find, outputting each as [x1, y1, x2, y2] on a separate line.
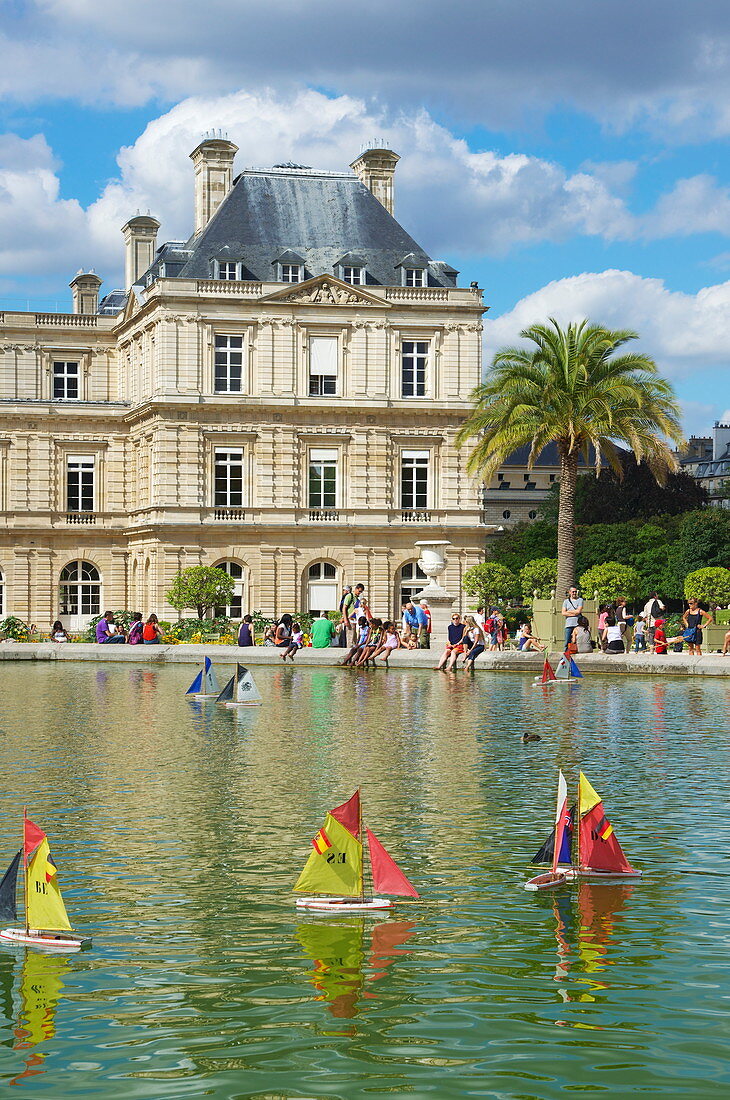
[273, 250, 307, 284]
[217, 261, 240, 280]
[395, 253, 428, 288]
[281, 264, 303, 283]
[342, 267, 364, 285]
[405, 268, 426, 287]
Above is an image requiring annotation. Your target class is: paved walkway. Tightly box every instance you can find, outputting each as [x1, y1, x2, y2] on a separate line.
[0, 643, 728, 676]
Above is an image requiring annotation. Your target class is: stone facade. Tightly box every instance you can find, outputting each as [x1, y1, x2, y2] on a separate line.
[0, 144, 489, 629]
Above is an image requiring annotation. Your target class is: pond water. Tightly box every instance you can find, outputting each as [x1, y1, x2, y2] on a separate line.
[0, 662, 727, 1098]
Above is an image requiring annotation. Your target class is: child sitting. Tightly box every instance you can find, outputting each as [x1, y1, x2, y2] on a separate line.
[282, 622, 303, 661]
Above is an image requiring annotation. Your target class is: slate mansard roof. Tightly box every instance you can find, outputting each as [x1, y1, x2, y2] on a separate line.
[140, 166, 457, 290]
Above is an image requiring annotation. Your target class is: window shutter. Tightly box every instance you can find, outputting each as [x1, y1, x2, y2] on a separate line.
[310, 337, 338, 376]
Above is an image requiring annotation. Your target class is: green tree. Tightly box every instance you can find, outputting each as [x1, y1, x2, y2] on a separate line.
[673, 509, 730, 575]
[456, 318, 684, 596]
[489, 520, 557, 574]
[462, 562, 519, 609]
[519, 558, 558, 599]
[579, 561, 642, 601]
[683, 567, 730, 609]
[165, 566, 235, 619]
[540, 452, 707, 525]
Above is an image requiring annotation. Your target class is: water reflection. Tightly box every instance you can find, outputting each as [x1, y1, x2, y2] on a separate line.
[10, 950, 70, 1085]
[550, 883, 634, 1011]
[296, 918, 416, 1021]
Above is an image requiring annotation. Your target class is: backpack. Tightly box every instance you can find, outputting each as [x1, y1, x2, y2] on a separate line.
[128, 620, 143, 645]
[650, 599, 662, 620]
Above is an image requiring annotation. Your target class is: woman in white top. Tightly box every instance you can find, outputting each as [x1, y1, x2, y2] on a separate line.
[604, 613, 625, 653]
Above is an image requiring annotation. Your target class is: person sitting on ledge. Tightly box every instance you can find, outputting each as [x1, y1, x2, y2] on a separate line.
[96, 611, 125, 644]
[142, 614, 163, 644]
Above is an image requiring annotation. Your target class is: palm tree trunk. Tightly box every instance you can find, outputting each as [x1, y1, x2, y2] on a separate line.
[557, 444, 579, 597]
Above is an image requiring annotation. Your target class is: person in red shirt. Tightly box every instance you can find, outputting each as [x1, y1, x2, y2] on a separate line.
[652, 619, 668, 654]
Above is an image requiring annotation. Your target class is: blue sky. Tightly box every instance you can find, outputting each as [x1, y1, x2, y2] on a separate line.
[1, 0, 729, 431]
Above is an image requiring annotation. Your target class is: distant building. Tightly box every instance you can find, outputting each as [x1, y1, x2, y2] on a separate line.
[679, 423, 730, 509]
[0, 136, 489, 629]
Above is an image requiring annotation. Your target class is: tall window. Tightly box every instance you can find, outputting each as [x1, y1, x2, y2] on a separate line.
[399, 561, 427, 606]
[401, 451, 429, 510]
[59, 561, 100, 617]
[53, 361, 79, 400]
[308, 562, 337, 615]
[401, 341, 428, 397]
[405, 268, 425, 287]
[342, 267, 363, 285]
[214, 335, 243, 393]
[309, 336, 338, 396]
[0, 568, 4, 616]
[213, 560, 244, 618]
[281, 264, 302, 283]
[309, 449, 337, 509]
[214, 449, 243, 507]
[66, 455, 94, 512]
[218, 262, 239, 280]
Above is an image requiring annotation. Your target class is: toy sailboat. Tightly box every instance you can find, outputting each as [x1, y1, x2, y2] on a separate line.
[524, 771, 641, 891]
[216, 664, 262, 707]
[0, 814, 91, 950]
[294, 790, 419, 912]
[185, 656, 220, 698]
[533, 655, 582, 686]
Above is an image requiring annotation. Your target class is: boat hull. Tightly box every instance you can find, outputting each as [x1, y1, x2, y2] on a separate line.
[296, 896, 392, 912]
[0, 927, 91, 951]
[193, 693, 220, 699]
[566, 867, 643, 880]
[224, 702, 262, 707]
[524, 871, 569, 891]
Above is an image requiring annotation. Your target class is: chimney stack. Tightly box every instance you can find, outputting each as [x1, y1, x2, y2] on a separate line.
[350, 141, 400, 216]
[189, 133, 239, 235]
[69, 270, 102, 315]
[121, 214, 161, 291]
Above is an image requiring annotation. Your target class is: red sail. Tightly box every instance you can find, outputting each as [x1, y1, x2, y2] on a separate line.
[23, 818, 46, 861]
[331, 790, 360, 838]
[541, 658, 557, 683]
[367, 830, 419, 897]
[579, 801, 636, 874]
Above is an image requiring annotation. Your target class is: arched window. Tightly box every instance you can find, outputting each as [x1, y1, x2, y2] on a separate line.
[59, 561, 100, 624]
[502, 510, 511, 519]
[528, 510, 537, 520]
[307, 561, 338, 615]
[213, 560, 245, 618]
[399, 561, 427, 608]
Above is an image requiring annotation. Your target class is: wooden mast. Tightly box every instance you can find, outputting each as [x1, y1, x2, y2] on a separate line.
[22, 806, 28, 934]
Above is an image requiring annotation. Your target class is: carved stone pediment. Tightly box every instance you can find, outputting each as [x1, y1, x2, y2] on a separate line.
[262, 274, 388, 308]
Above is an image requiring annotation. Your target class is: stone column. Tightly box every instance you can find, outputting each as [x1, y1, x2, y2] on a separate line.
[412, 540, 455, 646]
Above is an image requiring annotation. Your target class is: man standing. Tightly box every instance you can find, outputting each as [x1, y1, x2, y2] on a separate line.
[561, 586, 584, 650]
[339, 585, 354, 647]
[642, 591, 665, 647]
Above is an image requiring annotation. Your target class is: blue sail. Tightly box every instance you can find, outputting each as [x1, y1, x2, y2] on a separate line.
[531, 806, 575, 865]
[568, 657, 583, 678]
[185, 669, 203, 695]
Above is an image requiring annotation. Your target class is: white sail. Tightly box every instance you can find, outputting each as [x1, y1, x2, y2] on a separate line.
[554, 655, 571, 680]
[235, 664, 262, 705]
[204, 657, 219, 695]
[554, 770, 567, 826]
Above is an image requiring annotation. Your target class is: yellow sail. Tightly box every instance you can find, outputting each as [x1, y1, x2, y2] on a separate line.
[294, 813, 363, 896]
[26, 840, 72, 932]
[578, 772, 602, 816]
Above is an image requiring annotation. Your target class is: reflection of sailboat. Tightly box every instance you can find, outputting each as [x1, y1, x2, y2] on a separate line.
[0, 814, 91, 951]
[216, 664, 262, 707]
[10, 949, 71, 1085]
[185, 656, 220, 698]
[294, 790, 419, 912]
[525, 772, 642, 890]
[295, 918, 416, 1018]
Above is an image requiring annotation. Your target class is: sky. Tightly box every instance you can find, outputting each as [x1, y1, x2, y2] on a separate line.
[1, 0, 730, 432]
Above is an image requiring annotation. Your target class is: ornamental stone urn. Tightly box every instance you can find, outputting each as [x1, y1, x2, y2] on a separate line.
[412, 540, 455, 646]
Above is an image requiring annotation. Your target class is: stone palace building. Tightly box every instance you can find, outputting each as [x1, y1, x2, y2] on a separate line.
[0, 136, 489, 629]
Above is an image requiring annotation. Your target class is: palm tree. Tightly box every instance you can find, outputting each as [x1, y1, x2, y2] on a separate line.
[456, 318, 685, 596]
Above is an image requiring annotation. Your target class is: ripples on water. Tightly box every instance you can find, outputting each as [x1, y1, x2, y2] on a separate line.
[0, 663, 726, 1097]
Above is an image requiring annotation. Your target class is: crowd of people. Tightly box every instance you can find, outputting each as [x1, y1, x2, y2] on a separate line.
[49, 584, 729, 660]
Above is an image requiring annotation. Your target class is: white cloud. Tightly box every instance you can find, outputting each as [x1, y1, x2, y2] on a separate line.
[484, 270, 730, 433]
[4, 0, 730, 141]
[0, 89, 640, 290]
[644, 174, 730, 238]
